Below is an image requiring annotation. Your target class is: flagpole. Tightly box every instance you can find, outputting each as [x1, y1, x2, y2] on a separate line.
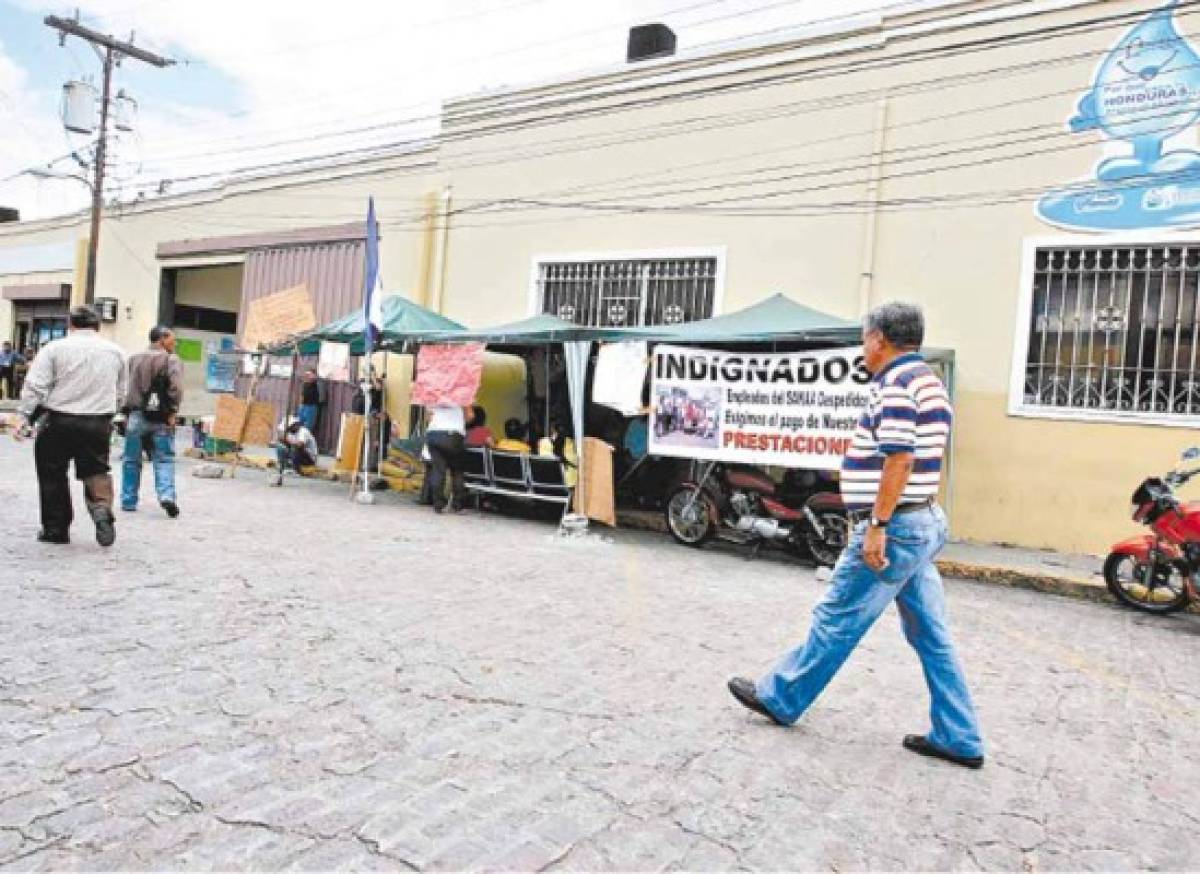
[358, 362, 373, 501]
[356, 196, 383, 506]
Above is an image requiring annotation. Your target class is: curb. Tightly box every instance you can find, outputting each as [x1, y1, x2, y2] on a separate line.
[933, 560, 1109, 603]
[616, 509, 1114, 605]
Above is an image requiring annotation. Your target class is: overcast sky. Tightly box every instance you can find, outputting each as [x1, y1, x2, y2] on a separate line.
[0, 0, 920, 221]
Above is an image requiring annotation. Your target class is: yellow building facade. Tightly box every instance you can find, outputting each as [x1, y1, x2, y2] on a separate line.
[1, 0, 1194, 553]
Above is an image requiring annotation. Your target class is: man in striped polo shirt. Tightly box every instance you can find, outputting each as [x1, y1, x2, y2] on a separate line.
[728, 302, 985, 769]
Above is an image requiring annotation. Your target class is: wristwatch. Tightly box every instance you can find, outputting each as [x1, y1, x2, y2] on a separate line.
[869, 515, 890, 530]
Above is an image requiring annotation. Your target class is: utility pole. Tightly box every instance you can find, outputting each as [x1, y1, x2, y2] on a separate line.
[44, 14, 173, 304]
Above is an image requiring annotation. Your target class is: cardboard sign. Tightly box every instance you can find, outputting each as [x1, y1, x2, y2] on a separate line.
[576, 437, 616, 527]
[649, 344, 871, 471]
[411, 343, 484, 406]
[212, 395, 276, 447]
[240, 284, 317, 351]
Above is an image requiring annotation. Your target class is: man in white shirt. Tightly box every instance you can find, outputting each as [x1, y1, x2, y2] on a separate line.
[424, 404, 468, 513]
[12, 306, 127, 547]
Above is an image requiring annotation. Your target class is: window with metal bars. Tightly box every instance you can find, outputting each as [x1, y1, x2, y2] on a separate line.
[537, 257, 718, 327]
[1022, 245, 1200, 417]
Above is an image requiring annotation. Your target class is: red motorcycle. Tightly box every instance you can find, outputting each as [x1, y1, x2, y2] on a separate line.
[665, 462, 848, 567]
[1104, 448, 1200, 614]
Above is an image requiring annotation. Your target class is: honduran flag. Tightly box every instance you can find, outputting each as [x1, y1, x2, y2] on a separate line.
[363, 197, 384, 352]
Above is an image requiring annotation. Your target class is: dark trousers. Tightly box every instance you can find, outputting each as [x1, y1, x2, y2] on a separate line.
[0, 366, 14, 400]
[34, 412, 115, 535]
[276, 444, 316, 473]
[425, 431, 465, 510]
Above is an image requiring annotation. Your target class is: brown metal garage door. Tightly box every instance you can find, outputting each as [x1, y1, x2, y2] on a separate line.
[238, 240, 365, 453]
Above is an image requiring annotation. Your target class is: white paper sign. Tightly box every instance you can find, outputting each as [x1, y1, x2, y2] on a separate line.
[318, 341, 351, 382]
[648, 344, 871, 470]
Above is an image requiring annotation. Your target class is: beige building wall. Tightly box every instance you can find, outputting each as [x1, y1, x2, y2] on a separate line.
[0, 222, 84, 346]
[0, 0, 1190, 553]
[435, 0, 1185, 553]
[0, 150, 443, 358]
[0, 268, 73, 343]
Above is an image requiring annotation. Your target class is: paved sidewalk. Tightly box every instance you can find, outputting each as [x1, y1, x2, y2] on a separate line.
[2, 437, 1199, 870]
[939, 541, 1106, 602]
[0, 409, 1114, 603]
[618, 509, 1109, 605]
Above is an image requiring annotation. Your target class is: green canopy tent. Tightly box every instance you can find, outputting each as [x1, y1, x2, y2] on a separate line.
[621, 293, 862, 345]
[260, 295, 465, 488]
[420, 313, 595, 345]
[270, 294, 466, 356]
[420, 296, 859, 345]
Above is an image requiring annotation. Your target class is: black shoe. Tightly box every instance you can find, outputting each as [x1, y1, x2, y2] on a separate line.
[433, 503, 445, 514]
[902, 734, 984, 769]
[37, 530, 69, 545]
[161, 500, 180, 519]
[93, 511, 116, 548]
[727, 677, 787, 726]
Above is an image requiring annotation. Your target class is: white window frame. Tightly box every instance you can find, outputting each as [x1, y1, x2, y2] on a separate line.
[1009, 230, 1200, 429]
[527, 246, 727, 324]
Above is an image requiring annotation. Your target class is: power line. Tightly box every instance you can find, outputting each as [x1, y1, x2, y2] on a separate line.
[19, 1, 1192, 233]
[122, 1, 1191, 198]
[159, 60, 1109, 211]
[124, 0, 743, 149]
[114, 0, 943, 167]
[123, 100, 1198, 234]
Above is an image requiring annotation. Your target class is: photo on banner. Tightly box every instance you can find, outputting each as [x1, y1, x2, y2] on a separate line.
[648, 344, 870, 471]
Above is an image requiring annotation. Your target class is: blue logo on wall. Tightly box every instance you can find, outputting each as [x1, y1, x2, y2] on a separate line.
[1038, 1, 1200, 231]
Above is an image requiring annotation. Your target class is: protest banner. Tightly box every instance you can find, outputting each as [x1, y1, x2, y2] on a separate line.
[204, 343, 239, 393]
[411, 343, 485, 406]
[240, 284, 317, 351]
[648, 344, 870, 471]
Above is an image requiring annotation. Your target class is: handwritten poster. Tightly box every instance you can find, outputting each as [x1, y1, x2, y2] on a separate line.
[411, 343, 485, 406]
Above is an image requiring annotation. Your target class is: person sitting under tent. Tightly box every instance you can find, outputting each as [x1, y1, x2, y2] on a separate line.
[495, 418, 532, 453]
[538, 420, 578, 489]
[276, 418, 319, 475]
[465, 405, 494, 449]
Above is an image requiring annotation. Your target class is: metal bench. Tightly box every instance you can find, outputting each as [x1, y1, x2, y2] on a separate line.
[461, 447, 573, 509]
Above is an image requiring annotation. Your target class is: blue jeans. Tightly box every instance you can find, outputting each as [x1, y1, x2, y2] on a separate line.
[121, 411, 176, 509]
[756, 506, 984, 758]
[298, 404, 318, 433]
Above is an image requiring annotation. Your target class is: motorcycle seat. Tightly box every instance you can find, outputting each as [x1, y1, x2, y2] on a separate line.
[761, 497, 805, 521]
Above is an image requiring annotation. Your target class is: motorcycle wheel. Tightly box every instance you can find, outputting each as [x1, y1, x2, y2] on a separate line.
[804, 509, 849, 568]
[665, 487, 716, 547]
[1102, 552, 1191, 614]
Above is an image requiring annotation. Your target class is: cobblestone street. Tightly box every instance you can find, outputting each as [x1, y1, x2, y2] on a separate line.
[1, 439, 1199, 871]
